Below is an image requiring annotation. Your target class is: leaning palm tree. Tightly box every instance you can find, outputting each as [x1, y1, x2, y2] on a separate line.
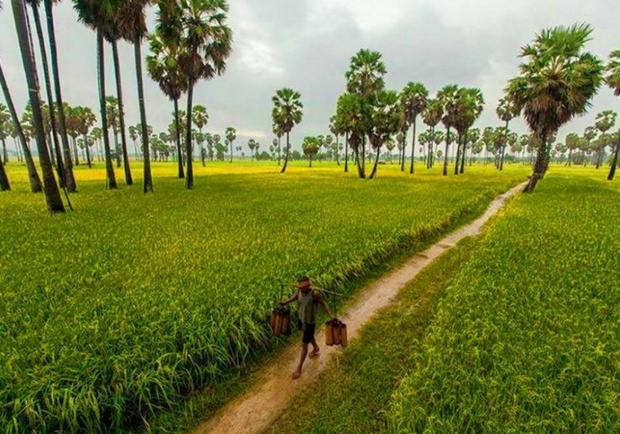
[437, 84, 460, 176]
[400, 82, 428, 174]
[604, 50, 620, 180]
[496, 96, 520, 171]
[73, 0, 118, 189]
[422, 98, 443, 169]
[26, 0, 76, 191]
[147, 28, 186, 178]
[225, 126, 236, 162]
[43, 0, 76, 191]
[506, 23, 603, 192]
[192, 104, 208, 166]
[272, 87, 303, 173]
[159, 0, 233, 189]
[12, 0, 64, 210]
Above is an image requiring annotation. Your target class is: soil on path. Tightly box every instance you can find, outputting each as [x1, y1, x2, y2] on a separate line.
[193, 182, 526, 434]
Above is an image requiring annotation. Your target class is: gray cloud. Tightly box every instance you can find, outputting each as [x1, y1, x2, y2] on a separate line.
[1, 0, 619, 154]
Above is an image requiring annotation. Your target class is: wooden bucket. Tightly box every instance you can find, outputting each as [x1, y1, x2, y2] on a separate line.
[339, 322, 348, 348]
[332, 319, 342, 346]
[325, 319, 334, 346]
[281, 308, 291, 335]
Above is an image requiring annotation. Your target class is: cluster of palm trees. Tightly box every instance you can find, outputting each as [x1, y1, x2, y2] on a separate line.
[1, 0, 233, 211]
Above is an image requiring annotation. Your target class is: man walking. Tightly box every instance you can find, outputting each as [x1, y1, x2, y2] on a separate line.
[280, 276, 334, 379]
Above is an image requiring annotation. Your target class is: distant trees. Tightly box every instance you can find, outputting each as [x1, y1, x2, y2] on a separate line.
[272, 88, 303, 173]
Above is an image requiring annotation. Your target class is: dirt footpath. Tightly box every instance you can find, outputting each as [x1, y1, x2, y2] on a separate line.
[193, 182, 526, 434]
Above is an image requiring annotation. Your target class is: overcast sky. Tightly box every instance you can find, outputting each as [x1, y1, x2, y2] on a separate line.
[1, 0, 619, 151]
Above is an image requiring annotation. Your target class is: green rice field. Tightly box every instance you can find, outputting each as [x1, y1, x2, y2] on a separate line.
[0, 161, 527, 432]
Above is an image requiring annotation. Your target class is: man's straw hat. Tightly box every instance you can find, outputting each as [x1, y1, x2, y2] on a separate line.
[294, 276, 311, 289]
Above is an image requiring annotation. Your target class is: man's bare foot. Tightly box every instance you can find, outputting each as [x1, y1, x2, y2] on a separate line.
[309, 349, 320, 359]
[292, 369, 301, 380]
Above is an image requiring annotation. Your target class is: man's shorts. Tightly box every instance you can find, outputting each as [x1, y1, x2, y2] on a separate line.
[298, 320, 316, 344]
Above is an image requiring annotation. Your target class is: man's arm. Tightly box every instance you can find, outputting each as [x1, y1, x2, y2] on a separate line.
[279, 292, 298, 306]
[313, 291, 335, 318]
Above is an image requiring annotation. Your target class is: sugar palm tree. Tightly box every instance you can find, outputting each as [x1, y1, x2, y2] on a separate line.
[345, 49, 387, 178]
[116, 0, 153, 191]
[225, 126, 236, 162]
[302, 136, 319, 167]
[74, 105, 96, 168]
[25, 0, 75, 190]
[147, 28, 186, 178]
[422, 98, 443, 169]
[594, 110, 616, 169]
[160, 0, 233, 189]
[12, 0, 64, 210]
[437, 84, 459, 176]
[105, 96, 121, 168]
[248, 138, 258, 161]
[604, 50, 620, 180]
[192, 104, 208, 167]
[73, 0, 118, 189]
[272, 87, 303, 173]
[369, 89, 402, 179]
[400, 82, 428, 174]
[506, 23, 603, 192]
[453, 88, 484, 174]
[335, 92, 364, 175]
[43, 0, 76, 191]
[496, 96, 520, 171]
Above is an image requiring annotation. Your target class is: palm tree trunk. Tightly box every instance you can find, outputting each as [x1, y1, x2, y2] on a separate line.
[454, 133, 462, 175]
[443, 127, 450, 176]
[185, 80, 195, 188]
[335, 135, 340, 166]
[607, 132, 620, 180]
[30, 3, 67, 190]
[369, 145, 381, 179]
[112, 39, 133, 186]
[524, 133, 548, 193]
[460, 130, 467, 174]
[409, 119, 418, 174]
[12, 0, 64, 211]
[44, 0, 76, 192]
[97, 29, 117, 190]
[83, 133, 92, 168]
[71, 136, 79, 165]
[360, 136, 366, 178]
[229, 139, 233, 163]
[134, 39, 152, 193]
[0, 149, 9, 190]
[0, 59, 42, 192]
[344, 132, 349, 173]
[1, 132, 7, 165]
[173, 98, 184, 178]
[280, 131, 290, 173]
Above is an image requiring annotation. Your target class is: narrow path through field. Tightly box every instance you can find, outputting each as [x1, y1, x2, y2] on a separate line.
[193, 182, 527, 434]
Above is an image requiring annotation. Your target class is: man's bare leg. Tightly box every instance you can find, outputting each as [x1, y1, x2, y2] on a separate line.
[292, 343, 309, 379]
[309, 337, 320, 358]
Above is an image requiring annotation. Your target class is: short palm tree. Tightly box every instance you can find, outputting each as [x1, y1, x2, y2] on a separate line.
[604, 50, 620, 180]
[192, 105, 208, 166]
[400, 82, 428, 174]
[272, 88, 303, 173]
[506, 23, 604, 192]
[335, 92, 364, 176]
[225, 126, 236, 162]
[437, 84, 460, 176]
[74, 105, 97, 168]
[453, 87, 484, 174]
[593, 110, 616, 169]
[368, 89, 402, 179]
[12, 0, 64, 210]
[496, 96, 519, 171]
[422, 98, 443, 168]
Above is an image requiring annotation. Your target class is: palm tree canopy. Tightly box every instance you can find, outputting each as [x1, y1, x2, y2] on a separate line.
[422, 98, 443, 128]
[192, 105, 209, 129]
[605, 50, 620, 96]
[369, 90, 403, 150]
[506, 23, 603, 138]
[225, 126, 236, 142]
[594, 110, 617, 133]
[345, 49, 386, 99]
[160, 0, 233, 82]
[496, 96, 520, 123]
[437, 84, 460, 130]
[272, 88, 303, 134]
[400, 82, 428, 128]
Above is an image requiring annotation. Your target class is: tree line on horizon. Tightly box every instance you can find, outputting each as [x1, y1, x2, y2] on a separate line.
[0, 0, 619, 211]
